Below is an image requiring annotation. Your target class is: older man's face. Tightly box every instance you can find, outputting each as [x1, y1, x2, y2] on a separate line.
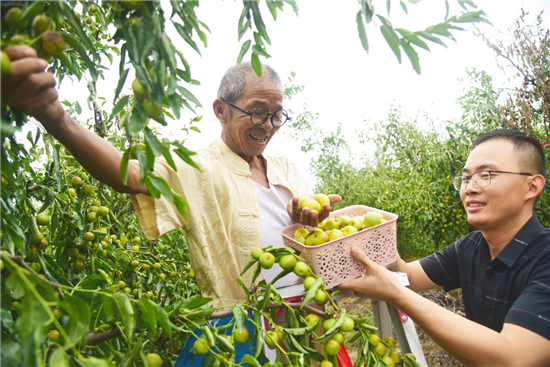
[222, 74, 283, 161]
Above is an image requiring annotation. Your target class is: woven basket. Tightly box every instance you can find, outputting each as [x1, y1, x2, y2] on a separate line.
[280, 205, 398, 289]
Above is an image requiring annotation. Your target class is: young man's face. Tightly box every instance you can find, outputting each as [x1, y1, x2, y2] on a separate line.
[460, 139, 534, 232]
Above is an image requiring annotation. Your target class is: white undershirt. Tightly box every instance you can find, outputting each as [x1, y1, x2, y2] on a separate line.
[254, 181, 301, 289]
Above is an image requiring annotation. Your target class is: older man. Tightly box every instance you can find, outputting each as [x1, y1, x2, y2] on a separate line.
[2, 45, 340, 304]
[341, 129, 550, 366]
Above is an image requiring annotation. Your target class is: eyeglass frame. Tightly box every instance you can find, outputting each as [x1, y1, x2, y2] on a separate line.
[220, 98, 290, 128]
[452, 170, 533, 191]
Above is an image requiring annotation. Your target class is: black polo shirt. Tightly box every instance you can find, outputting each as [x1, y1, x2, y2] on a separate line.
[420, 214, 550, 340]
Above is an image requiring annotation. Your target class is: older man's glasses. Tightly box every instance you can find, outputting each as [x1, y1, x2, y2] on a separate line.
[221, 98, 290, 128]
[452, 170, 533, 191]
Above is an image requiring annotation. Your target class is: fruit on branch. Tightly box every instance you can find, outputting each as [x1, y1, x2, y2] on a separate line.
[279, 254, 297, 270]
[143, 100, 163, 119]
[193, 337, 209, 355]
[36, 213, 50, 226]
[32, 15, 55, 36]
[1, 51, 12, 75]
[42, 31, 66, 56]
[293, 261, 310, 278]
[324, 338, 341, 356]
[259, 252, 275, 269]
[232, 327, 250, 344]
[251, 247, 264, 259]
[5, 8, 27, 30]
[132, 79, 149, 99]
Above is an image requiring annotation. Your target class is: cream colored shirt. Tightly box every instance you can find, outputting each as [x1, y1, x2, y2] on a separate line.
[131, 139, 311, 306]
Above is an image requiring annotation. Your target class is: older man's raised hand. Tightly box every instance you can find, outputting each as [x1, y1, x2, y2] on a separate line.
[1, 46, 66, 128]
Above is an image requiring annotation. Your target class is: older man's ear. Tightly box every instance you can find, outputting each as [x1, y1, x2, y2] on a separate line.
[213, 99, 229, 125]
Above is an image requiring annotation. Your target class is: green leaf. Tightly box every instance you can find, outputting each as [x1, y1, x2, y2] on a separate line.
[379, 24, 402, 63]
[361, 0, 375, 23]
[249, 2, 271, 45]
[287, 333, 309, 354]
[167, 94, 182, 120]
[21, 1, 44, 21]
[237, 40, 252, 64]
[401, 40, 421, 74]
[120, 149, 130, 187]
[417, 31, 448, 48]
[137, 298, 158, 338]
[57, 53, 81, 79]
[60, 294, 90, 349]
[258, 283, 272, 310]
[251, 53, 262, 76]
[253, 311, 263, 357]
[395, 28, 430, 51]
[62, 32, 98, 79]
[144, 128, 163, 157]
[239, 257, 258, 276]
[181, 295, 213, 310]
[356, 11, 369, 53]
[236, 279, 250, 297]
[177, 86, 202, 108]
[232, 306, 245, 331]
[172, 144, 200, 171]
[78, 357, 115, 367]
[300, 277, 323, 309]
[313, 308, 346, 343]
[161, 146, 177, 172]
[129, 104, 148, 134]
[48, 348, 68, 367]
[110, 95, 130, 121]
[113, 69, 129, 104]
[160, 34, 179, 77]
[155, 305, 173, 339]
[400, 1, 408, 14]
[113, 293, 135, 341]
[241, 355, 261, 367]
[252, 44, 271, 58]
[145, 175, 189, 220]
[173, 22, 202, 56]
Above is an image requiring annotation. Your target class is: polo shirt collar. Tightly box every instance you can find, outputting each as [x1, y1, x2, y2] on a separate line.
[493, 214, 544, 268]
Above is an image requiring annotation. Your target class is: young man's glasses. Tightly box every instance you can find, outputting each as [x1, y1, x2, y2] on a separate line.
[221, 98, 290, 128]
[452, 170, 533, 191]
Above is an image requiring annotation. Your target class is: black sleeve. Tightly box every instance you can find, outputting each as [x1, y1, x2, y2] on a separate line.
[419, 240, 462, 292]
[505, 251, 550, 340]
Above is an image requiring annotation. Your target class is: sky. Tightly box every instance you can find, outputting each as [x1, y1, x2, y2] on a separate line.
[52, 0, 549, 181]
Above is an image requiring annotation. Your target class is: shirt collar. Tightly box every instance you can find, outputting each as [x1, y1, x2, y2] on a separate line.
[494, 214, 545, 268]
[212, 139, 253, 176]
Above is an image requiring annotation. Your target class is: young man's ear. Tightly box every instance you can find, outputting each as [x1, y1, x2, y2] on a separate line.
[526, 175, 546, 202]
[213, 99, 229, 125]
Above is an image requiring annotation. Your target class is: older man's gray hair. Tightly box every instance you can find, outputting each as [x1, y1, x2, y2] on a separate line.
[217, 62, 281, 103]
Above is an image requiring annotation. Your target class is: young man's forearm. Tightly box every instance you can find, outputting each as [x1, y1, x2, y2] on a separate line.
[389, 286, 549, 367]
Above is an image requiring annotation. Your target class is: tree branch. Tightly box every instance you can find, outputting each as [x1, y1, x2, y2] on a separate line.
[1, 252, 64, 299]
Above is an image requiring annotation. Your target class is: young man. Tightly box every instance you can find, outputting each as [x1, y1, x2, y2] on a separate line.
[341, 129, 549, 366]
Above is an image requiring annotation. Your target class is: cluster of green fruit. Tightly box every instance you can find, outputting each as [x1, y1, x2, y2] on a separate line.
[293, 211, 386, 246]
[4, 6, 67, 63]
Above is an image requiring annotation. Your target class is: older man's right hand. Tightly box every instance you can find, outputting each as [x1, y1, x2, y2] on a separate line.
[288, 194, 342, 227]
[1, 46, 66, 127]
